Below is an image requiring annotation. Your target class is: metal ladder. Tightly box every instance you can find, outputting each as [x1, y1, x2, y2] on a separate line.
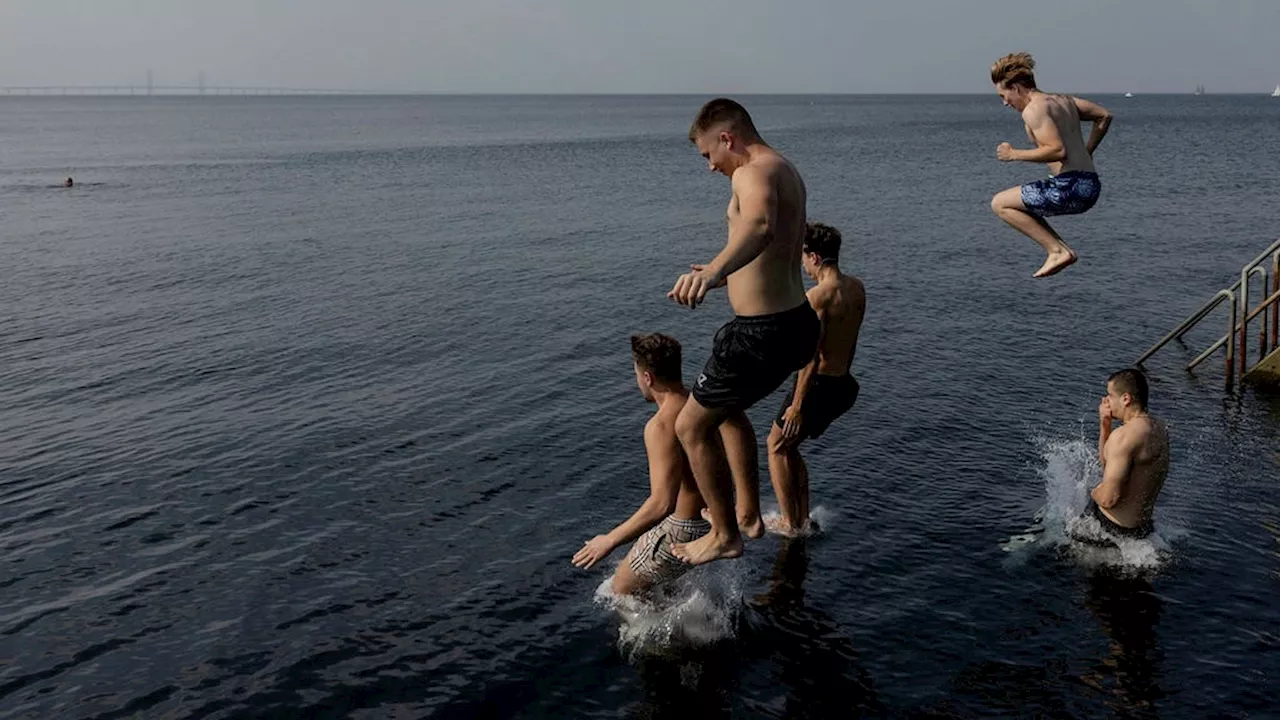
[1135, 238, 1280, 385]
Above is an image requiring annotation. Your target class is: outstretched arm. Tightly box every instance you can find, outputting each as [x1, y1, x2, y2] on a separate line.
[668, 165, 776, 308]
[572, 423, 683, 569]
[1073, 96, 1113, 155]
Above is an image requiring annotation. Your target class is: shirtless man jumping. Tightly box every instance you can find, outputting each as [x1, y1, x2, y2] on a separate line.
[571, 334, 709, 596]
[667, 98, 819, 566]
[1080, 368, 1170, 544]
[766, 223, 866, 536]
[990, 52, 1114, 278]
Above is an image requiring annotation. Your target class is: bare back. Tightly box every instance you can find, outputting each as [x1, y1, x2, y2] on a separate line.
[649, 394, 707, 520]
[1104, 416, 1170, 528]
[1023, 93, 1096, 176]
[808, 272, 866, 375]
[725, 149, 808, 316]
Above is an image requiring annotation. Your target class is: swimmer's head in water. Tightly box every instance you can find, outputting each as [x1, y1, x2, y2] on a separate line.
[802, 222, 841, 277]
[688, 98, 759, 177]
[1106, 367, 1149, 416]
[992, 52, 1037, 110]
[632, 333, 683, 401]
[64, 177, 73, 187]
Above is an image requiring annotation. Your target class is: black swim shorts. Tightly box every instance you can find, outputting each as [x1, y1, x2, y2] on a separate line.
[692, 302, 820, 412]
[1071, 500, 1154, 547]
[774, 373, 859, 440]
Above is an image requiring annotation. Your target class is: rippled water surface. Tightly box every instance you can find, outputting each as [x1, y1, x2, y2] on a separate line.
[2, 95, 1279, 718]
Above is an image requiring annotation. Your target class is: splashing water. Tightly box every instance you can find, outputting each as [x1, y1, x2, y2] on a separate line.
[761, 504, 836, 539]
[593, 563, 745, 660]
[1006, 436, 1172, 572]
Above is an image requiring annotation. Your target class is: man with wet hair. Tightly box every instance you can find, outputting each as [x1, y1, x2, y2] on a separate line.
[1081, 368, 1170, 543]
[989, 52, 1113, 278]
[571, 334, 709, 596]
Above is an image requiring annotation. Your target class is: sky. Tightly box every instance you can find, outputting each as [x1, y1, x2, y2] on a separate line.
[2, 0, 1277, 93]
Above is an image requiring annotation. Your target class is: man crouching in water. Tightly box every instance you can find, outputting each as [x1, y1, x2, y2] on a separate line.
[1079, 368, 1170, 545]
[571, 334, 710, 596]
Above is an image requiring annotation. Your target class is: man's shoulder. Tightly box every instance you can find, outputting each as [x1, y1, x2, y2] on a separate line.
[806, 281, 835, 307]
[1022, 97, 1049, 118]
[1110, 422, 1146, 451]
[644, 410, 680, 444]
[732, 160, 778, 188]
[842, 273, 866, 296]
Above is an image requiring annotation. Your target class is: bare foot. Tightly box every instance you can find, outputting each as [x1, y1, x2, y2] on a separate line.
[764, 514, 802, 538]
[1033, 249, 1078, 278]
[739, 514, 764, 540]
[699, 508, 761, 539]
[671, 531, 744, 566]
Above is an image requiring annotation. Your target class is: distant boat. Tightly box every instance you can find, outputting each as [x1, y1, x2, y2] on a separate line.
[1194, 84, 1205, 96]
[1272, 85, 1280, 97]
[1124, 92, 1134, 98]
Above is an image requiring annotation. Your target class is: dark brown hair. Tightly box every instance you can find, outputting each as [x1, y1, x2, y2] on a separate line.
[631, 333, 682, 384]
[1108, 368, 1149, 410]
[803, 222, 843, 264]
[688, 98, 759, 143]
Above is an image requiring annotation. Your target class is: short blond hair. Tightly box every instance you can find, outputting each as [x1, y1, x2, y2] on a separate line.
[991, 52, 1037, 89]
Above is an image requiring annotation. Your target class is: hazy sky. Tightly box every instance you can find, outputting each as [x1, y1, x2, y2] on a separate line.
[2, 1, 1277, 93]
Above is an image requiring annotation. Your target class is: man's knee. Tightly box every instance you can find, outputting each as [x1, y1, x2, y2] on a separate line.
[991, 194, 1007, 214]
[610, 562, 644, 596]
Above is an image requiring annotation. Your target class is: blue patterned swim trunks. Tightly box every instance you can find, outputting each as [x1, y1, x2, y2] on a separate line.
[1020, 171, 1101, 218]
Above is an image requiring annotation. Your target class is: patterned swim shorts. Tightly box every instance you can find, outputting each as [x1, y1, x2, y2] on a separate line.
[627, 515, 711, 587]
[1021, 171, 1101, 217]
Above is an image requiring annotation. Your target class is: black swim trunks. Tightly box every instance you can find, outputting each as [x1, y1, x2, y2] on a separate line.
[692, 302, 820, 412]
[1020, 170, 1101, 217]
[774, 373, 859, 439]
[1072, 500, 1154, 547]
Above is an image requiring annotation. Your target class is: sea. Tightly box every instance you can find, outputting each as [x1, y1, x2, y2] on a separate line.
[2, 94, 1279, 718]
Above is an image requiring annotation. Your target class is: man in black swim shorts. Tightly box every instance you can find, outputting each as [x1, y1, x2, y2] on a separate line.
[766, 223, 866, 536]
[989, 52, 1114, 278]
[1069, 369, 1170, 547]
[666, 98, 819, 566]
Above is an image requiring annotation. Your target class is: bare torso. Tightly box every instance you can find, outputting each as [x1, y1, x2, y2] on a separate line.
[808, 272, 866, 375]
[1102, 416, 1170, 528]
[650, 395, 707, 520]
[725, 149, 808, 317]
[1024, 94, 1096, 176]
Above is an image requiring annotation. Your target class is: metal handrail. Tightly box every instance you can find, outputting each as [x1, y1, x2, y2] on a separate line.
[1187, 290, 1236, 379]
[1239, 265, 1269, 377]
[1187, 286, 1280, 371]
[1137, 237, 1280, 385]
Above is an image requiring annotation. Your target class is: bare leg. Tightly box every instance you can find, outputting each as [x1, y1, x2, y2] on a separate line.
[794, 448, 812, 532]
[766, 424, 805, 536]
[720, 410, 764, 539]
[991, 186, 1077, 278]
[766, 424, 799, 533]
[610, 546, 648, 597]
[671, 398, 744, 565]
